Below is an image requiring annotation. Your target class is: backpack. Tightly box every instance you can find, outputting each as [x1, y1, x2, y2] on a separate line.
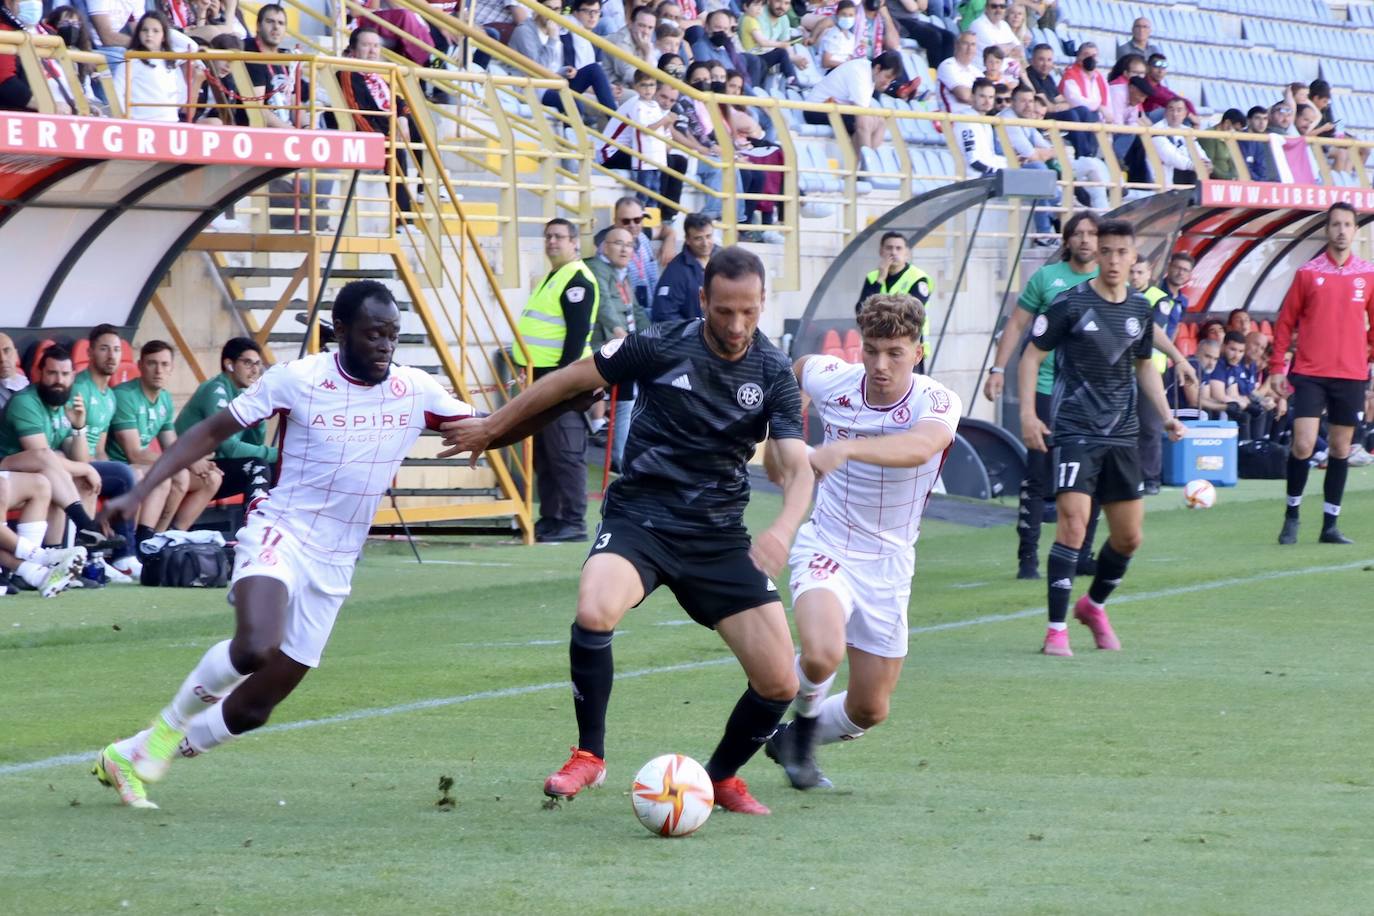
[139, 541, 232, 588]
[1237, 439, 1289, 479]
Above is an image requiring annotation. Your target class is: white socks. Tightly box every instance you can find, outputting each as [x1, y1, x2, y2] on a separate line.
[794, 656, 836, 718]
[185, 703, 236, 755]
[12, 535, 41, 563]
[814, 692, 866, 745]
[16, 521, 46, 549]
[15, 561, 47, 588]
[162, 640, 248, 731]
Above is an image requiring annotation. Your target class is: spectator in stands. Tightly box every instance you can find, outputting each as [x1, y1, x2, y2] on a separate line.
[473, 0, 529, 45]
[337, 27, 425, 215]
[804, 50, 901, 153]
[1209, 330, 1271, 441]
[857, 231, 932, 315]
[1140, 54, 1198, 125]
[1267, 99, 1295, 136]
[586, 226, 642, 467]
[937, 31, 981, 115]
[816, 1, 860, 71]
[1151, 97, 1210, 187]
[86, 0, 145, 73]
[956, 78, 1006, 177]
[1200, 318, 1224, 343]
[29, 5, 96, 115]
[1023, 42, 1099, 160]
[692, 9, 762, 90]
[1307, 79, 1350, 175]
[1114, 16, 1159, 63]
[654, 19, 682, 57]
[513, 0, 615, 122]
[607, 4, 657, 87]
[1287, 81, 1308, 107]
[0, 346, 111, 551]
[114, 13, 187, 122]
[1197, 108, 1242, 182]
[652, 212, 716, 321]
[1005, 2, 1031, 52]
[1103, 63, 1148, 166]
[1001, 85, 1066, 234]
[1239, 105, 1277, 182]
[242, 4, 310, 131]
[1288, 104, 1323, 184]
[601, 69, 675, 201]
[982, 46, 1015, 93]
[741, 0, 812, 85]
[563, 0, 621, 113]
[600, 196, 677, 316]
[1059, 42, 1106, 122]
[193, 34, 252, 126]
[670, 63, 724, 219]
[175, 337, 275, 511]
[599, 0, 626, 37]
[1225, 307, 1250, 336]
[969, 0, 1023, 72]
[71, 325, 155, 580]
[0, 332, 26, 412]
[889, 0, 955, 67]
[110, 341, 223, 533]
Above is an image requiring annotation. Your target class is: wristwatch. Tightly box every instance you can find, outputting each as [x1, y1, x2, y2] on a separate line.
[988, 367, 1005, 375]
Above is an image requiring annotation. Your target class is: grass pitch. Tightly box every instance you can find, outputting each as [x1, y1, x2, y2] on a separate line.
[4, 474, 1374, 915]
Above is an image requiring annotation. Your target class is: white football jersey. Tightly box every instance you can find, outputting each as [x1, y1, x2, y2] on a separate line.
[802, 356, 962, 564]
[228, 353, 474, 565]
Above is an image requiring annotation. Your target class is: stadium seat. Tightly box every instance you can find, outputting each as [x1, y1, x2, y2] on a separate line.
[843, 329, 861, 364]
[70, 338, 90, 371]
[25, 339, 57, 377]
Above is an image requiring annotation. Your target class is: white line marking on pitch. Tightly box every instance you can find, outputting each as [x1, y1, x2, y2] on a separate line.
[1, 558, 1366, 778]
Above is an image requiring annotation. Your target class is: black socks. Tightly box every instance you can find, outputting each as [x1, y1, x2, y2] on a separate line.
[1047, 542, 1079, 624]
[706, 685, 793, 783]
[569, 622, 614, 759]
[1088, 542, 1132, 605]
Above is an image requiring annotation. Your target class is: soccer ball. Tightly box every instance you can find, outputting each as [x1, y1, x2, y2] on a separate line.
[1183, 479, 1216, 510]
[631, 754, 714, 837]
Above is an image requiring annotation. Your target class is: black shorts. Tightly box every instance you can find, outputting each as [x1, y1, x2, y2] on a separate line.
[1289, 373, 1366, 426]
[804, 108, 856, 136]
[1052, 439, 1143, 504]
[587, 515, 780, 628]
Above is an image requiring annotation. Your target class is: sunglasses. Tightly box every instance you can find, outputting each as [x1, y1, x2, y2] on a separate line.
[618, 215, 645, 224]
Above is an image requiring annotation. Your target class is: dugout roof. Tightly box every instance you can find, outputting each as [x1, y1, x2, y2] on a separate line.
[0, 111, 384, 333]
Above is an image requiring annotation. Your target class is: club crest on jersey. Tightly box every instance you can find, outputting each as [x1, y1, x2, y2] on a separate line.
[1032, 314, 1049, 337]
[1125, 316, 1142, 337]
[737, 382, 764, 409]
[1356, 278, 1367, 290]
[893, 405, 912, 423]
[929, 389, 951, 414]
[389, 377, 408, 398]
[600, 337, 625, 359]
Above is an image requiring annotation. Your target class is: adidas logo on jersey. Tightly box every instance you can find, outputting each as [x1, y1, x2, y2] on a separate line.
[1083, 320, 1099, 332]
[671, 375, 692, 391]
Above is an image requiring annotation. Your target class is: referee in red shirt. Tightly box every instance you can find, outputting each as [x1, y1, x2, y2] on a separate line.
[1270, 202, 1374, 545]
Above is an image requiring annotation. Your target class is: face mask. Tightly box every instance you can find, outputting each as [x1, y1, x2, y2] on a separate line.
[16, 0, 42, 27]
[709, 30, 730, 46]
[691, 80, 709, 90]
[836, 16, 855, 29]
[1081, 55, 1097, 71]
[57, 23, 82, 46]
[710, 80, 726, 92]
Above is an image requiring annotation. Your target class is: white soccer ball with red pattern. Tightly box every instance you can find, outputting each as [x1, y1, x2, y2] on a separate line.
[631, 754, 714, 837]
[1183, 479, 1216, 509]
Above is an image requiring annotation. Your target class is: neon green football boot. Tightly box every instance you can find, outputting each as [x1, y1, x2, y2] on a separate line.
[131, 716, 185, 783]
[92, 744, 158, 809]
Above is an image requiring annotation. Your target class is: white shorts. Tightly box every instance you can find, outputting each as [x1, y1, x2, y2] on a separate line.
[788, 523, 912, 659]
[231, 516, 354, 668]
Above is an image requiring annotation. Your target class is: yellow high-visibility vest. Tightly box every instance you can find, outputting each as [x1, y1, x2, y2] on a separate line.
[513, 259, 600, 368]
[863, 264, 933, 339]
[1143, 285, 1173, 374]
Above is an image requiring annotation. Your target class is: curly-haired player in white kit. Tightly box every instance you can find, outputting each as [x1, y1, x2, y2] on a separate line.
[764, 294, 962, 789]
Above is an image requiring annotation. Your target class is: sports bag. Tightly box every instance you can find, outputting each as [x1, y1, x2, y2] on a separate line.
[1237, 439, 1288, 479]
[138, 532, 233, 588]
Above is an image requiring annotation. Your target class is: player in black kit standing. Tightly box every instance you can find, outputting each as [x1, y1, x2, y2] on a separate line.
[441, 247, 814, 814]
[1017, 221, 1184, 658]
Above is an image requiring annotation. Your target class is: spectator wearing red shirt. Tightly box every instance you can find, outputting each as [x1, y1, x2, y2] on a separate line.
[0, 0, 36, 111]
[1272, 202, 1374, 546]
[1140, 54, 1197, 125]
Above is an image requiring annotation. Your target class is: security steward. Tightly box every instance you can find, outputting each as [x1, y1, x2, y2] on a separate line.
[514, 218, 601, 543]
[857, 232, 932, 368]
